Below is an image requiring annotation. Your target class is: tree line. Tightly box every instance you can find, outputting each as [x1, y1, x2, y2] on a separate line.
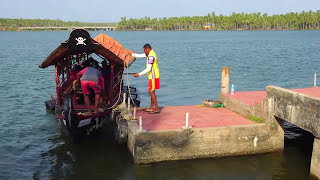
[117, 10, 320, 30]
[0, 18, 116, 31]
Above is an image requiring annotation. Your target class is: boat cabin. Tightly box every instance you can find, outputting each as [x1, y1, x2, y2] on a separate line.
[39, 29, 135, 121]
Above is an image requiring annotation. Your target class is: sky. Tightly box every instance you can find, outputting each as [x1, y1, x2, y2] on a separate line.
[0, 0, 319, 22]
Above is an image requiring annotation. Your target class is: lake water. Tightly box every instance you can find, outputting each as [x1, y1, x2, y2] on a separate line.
[0, 30, 319, 179]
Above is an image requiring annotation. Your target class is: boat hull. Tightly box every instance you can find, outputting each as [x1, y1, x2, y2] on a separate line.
[57, 109, 110, 142]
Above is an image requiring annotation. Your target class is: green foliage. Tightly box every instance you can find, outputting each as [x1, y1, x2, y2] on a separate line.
[246, 115, 265, 123]
[117, 10, 320, 30]
[0, 18, 116, 30]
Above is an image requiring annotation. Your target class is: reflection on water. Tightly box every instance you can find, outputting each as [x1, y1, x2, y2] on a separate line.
[43, 122, 314, 180]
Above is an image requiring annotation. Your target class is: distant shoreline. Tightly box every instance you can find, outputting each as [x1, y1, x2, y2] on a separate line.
[1, 28, 320, 32]
[2, 10, 320, 32]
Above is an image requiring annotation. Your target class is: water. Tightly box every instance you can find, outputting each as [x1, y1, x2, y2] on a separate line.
[0, 30, 319, 179]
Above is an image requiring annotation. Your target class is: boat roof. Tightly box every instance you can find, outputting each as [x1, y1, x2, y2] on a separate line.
[39, 29, 136, 68]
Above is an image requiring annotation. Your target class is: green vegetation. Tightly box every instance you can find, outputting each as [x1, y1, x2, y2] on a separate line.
[0, 18, 116, 31]
[246, 115, 265, 123]
[2, 10, 320, 31]
[117, 10, 320, 31]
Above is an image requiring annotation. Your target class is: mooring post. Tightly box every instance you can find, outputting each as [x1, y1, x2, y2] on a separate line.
[137, 116, 146, 133]
[221, 67, 230, 94]
[182, 112, 191, 130]
[314, 72, 317, 87]
[139, 116, 142, 131]
[123, 93, 126, 104]
[133, 107, 136, 119]
[127, 96, 131, 110]
[186, 112, 189, 127]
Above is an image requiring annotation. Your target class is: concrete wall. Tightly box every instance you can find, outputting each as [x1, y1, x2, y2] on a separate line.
[219, 93, 268, 121]
[218, 92, 283, 142]
[266, 86, 320, 180]
[266, 86, 320, 138]
[127, 121, 283, 164]
[311, 138, 320, 180]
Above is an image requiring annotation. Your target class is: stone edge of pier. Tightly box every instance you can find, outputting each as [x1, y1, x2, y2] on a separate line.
[127, 121, 283, 164]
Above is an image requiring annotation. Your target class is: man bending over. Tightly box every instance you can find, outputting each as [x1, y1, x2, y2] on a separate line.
[76, 60, 104, 115]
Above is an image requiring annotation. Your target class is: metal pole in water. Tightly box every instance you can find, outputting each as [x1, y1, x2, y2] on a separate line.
[139, 116, 142, 131]
[127, 96, 131, 110]
[314, 73, 317, 87]
[186, 112, 189, 127]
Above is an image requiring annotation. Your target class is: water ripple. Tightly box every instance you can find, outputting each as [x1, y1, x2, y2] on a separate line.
[0, 30, 318, 179]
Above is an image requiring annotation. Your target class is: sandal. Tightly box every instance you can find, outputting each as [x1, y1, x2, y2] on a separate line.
[144, 108, 153, 112]
[149, 110, 160, 114]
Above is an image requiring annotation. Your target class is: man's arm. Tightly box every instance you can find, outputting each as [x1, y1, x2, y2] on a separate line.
[134, 56, 155, 77]
[76, 72, 82, 86]
[75, 68, 86, 85]
[132, 53, 147, 58]
[137, 64, 152, 77]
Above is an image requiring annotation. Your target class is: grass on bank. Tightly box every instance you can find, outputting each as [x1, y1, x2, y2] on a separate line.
[246, 115, 265, 123]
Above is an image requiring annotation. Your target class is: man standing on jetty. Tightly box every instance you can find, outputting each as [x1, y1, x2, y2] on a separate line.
[132, 44, 160, 114]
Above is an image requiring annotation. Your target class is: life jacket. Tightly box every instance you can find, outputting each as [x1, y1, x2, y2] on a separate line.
[146, 50, 160, 79]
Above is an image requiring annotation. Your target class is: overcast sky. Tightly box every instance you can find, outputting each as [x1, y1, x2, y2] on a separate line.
[1, 0, 319, 22]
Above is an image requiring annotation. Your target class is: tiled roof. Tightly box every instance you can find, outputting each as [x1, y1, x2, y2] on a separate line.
[94, 33, 135, 66]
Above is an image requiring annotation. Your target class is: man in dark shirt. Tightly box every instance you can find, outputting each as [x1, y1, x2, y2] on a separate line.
[76, 61, 104, 115]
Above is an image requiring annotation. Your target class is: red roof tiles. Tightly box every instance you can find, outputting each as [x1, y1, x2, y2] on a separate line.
[94, 33, 135, 66]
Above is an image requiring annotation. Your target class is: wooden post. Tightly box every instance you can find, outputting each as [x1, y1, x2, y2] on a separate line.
[221, 67, 230, 94]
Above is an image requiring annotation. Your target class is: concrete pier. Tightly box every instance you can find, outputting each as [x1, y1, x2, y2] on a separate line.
[266, 86, 320, 179]
[127, 106, 283, 164]
[220, 86, 320, 180]
[125, 84, 286, 164]
[110, 67, 320, 179]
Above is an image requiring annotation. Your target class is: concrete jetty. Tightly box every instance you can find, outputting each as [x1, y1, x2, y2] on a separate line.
[220, 85, 320, 179]
[127, 106, 283, 164]
[111, 67, 320, 180]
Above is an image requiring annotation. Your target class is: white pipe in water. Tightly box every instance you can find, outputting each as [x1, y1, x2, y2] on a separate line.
[133, 107, 136, 119]
[139, 116, 142, 131]
[128, 96, 131, 110]
[314, 72, 317, 87]
[186, 112, 189, 128]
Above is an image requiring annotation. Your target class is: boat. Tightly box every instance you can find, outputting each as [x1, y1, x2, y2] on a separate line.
[39, 29, 140, 142]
